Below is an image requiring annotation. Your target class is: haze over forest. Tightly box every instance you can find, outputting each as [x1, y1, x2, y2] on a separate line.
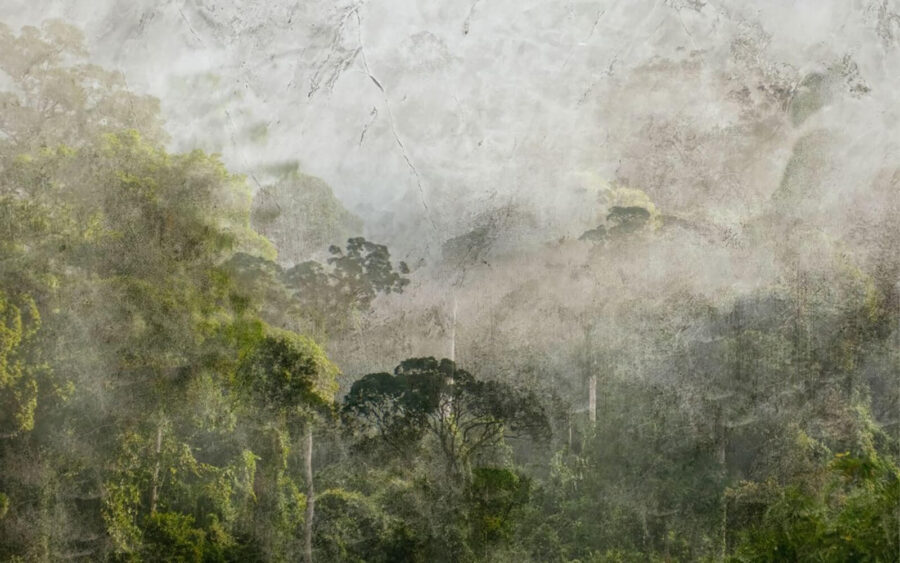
[0, 1, 897, 561]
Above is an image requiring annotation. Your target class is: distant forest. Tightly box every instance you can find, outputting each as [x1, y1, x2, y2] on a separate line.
[0, 21, 897, 562]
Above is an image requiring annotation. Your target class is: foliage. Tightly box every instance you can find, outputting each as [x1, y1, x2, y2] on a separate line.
[580, 205, 652, 242]
[731, 449, 900, 561]
[344, 357, 549, 476]
[0, 290, 44, 437]
[224, 236, 409, 338]
[250, 169, 363, 265]
[0, 18, 896, 563]
[0, 20, 165, 152]
[237, 331, 337, 414]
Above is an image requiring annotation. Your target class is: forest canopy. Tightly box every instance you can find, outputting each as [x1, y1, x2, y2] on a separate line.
[0, 19, 897, 563]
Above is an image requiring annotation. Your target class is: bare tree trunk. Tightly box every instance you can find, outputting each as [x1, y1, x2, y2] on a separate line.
[716, 406, 727, 561]
[304, 425, 314, 563]
[584, 324, 596, 427]
[588, 375, 597, 426]
[450, 296, 457, 362]
[150, 422, 163, 515]
[720, 493, 728, 561]
[641, 509, 650, 552]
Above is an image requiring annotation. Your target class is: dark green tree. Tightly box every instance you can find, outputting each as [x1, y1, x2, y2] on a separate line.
[237, 331, 338, 563]
[344, 357, 549, 478]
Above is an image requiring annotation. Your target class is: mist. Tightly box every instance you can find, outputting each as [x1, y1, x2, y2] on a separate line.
[0, 1, 897, 561]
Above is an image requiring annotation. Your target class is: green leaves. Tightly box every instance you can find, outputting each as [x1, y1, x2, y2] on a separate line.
[0, 22, 338, 560]
[732, 451, 900, 561]
[579, 205, 652, 242]
[0, 21, 165, 153]
[326, 237, 410, 300]
[467, 468, 531, 548]
[0, 290, 43, 437]
[223, 236, 410, 338]
[313, 488, 385, 563]
[0, 16, 896, 563]
[237, 331, 338, 414]
[606, 206, 651, 236]
[343, 357, 550, 475]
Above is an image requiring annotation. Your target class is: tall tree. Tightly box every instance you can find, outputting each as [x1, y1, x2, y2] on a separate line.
[344, 357, 549, 479]
[238, 331, 338, 563]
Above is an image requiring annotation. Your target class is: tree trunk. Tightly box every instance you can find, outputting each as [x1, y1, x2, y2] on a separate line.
[304, 425, 315, 563]
[588, 375, 597, 426]
[716, 406, 727, 561]
[450, 296, 457, 362]
[641, 509, 650, 553]
[150, 422, 163, 515]
[584, 324, 596, 427]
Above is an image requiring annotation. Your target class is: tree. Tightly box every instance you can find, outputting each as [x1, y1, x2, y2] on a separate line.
[251, 167, 363, 266]
[606, 206, 651, 236]
[343, 357, 549, 478]
[579, 205, 651, 242]
[283, 237, 409, 322]
[0, 290, 43, 439]
[0, 20, 284, 560]
[237, 331, 338, 563]
[224, 236, 410, 339]
[0, 20, 164, 154]
[731, 442, 900, 560]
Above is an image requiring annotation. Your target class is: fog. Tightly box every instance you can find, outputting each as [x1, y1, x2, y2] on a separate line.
[5, 0, 897, 262]
[2, 3, 898, 560]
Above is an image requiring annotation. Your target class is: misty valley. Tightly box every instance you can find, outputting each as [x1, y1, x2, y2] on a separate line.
[0, 9, 898, 563]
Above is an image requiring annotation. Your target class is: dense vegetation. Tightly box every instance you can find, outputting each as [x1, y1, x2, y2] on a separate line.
[0, 22, 897, 562]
